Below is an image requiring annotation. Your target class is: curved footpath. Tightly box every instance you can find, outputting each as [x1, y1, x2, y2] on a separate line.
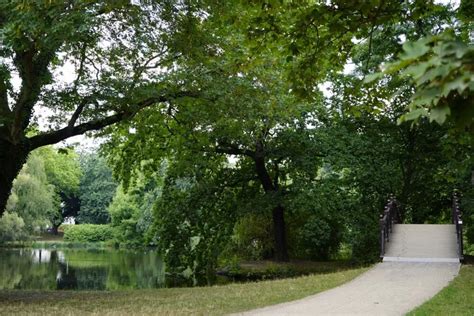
[236, 262, 460, 316]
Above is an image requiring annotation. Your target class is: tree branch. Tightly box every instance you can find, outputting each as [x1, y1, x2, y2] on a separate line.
[128, 48, 175, 93]
[364, 24, 375, 73]
[67, 97, 90, 129]
[29, 91, 198, 150]
[215, 142, 255, 158]
[273, 161, 280, 190]
[11, 47, 57, 143]
[0, 75, 10, 116]
[29, 109, 133, 150]
[12, 48, 37, 135]
[72, 44, 88, 93]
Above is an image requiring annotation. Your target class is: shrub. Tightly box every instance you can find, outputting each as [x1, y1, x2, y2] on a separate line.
[63, 224, 114, 242]
[349, 214, 380, 264]
[0, 212, 29, 243]
[296, 216, 343, 260]
[230, 213, 274, 260]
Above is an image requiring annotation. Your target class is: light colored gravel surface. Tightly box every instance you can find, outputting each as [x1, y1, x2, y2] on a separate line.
[237, 262, 460, 316]
[384, 224, 458, 260]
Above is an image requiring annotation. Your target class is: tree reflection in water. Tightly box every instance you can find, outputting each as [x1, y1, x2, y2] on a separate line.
[0, 248, 165, 290]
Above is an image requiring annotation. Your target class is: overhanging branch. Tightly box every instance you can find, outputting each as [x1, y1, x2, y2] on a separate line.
[0, 76, 10, 115]
[29, 91, 198, 150]
[29, 110, 133, 150]
[215, 143, 255, 158]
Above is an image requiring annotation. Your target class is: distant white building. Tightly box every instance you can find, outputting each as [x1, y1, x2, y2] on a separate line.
[63, 217, 75, 225]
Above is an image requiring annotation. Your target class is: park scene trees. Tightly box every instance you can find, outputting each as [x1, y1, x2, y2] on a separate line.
[0, 0, 473, 314]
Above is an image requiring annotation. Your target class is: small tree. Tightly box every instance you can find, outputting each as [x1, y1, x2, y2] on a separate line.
[0, 212, 28, 243]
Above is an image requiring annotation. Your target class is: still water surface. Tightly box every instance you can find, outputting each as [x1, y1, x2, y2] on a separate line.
[0, 248, 166, 290]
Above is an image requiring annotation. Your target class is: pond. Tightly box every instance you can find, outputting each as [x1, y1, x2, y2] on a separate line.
[0, 248, 167, 290]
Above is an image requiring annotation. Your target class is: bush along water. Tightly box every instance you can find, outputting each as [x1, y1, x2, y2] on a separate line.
[63, 224, 114, 243]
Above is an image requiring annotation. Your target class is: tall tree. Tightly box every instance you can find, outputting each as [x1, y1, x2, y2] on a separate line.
[0, 1, 200, 214]
[105, 53, 326, 261]
[103, 0, 410, 261]
[77, 152, 117, 224]
[104, 0, 471, 264]
[38, 146, 81, 233]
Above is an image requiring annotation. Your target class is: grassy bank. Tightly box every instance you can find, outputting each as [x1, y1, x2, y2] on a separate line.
[0, 240, 111, 250]
[222, 259, 361, 281]
[0, 266, 368, 315]
[31, 240, 111, 249]
[0, 233, 111, 250]
[408, 265, 474, 316]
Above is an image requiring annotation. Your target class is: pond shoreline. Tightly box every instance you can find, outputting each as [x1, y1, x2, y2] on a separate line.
[0, 246, 367, 290]
[0, 239, 155, 251]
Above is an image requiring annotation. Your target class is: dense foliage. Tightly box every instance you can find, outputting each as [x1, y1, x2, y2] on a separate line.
[63, 224, 114, 243]
[108, 164, 163, 248]
[77, 153, 117, 224]
[0, 1, 205, 215]
[151, 164, 238, 282]
[0, 0, 472, 282]
[5, 150, 58, 233]
[0, 212, 28, 243]
[38, 147, 81, 232]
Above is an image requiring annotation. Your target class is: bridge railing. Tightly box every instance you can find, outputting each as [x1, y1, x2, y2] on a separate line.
[452, 191, 464, 260]
[380, 195, 401, 259]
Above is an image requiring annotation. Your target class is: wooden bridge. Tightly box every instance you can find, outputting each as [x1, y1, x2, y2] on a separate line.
[380, 192, 464, 263]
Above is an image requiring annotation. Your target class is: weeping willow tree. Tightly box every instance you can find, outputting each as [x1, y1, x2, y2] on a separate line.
[6, 151, 58, 233]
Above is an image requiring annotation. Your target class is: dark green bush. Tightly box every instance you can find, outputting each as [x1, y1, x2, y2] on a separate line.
[230, 213, 275, 260]
[296, 216, 343, 260]
[63, 224, 114, 242]
[349, 214, 380, 264]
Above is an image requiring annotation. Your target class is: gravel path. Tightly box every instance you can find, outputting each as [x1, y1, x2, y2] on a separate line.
[237, 262, 460, 316]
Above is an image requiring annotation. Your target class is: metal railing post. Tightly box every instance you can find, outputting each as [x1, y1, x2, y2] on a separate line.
[380, 216, 385, 259]
[452, 191, 464, 261]
[380, 195, 399, 259]
[458, 218, 464, 260]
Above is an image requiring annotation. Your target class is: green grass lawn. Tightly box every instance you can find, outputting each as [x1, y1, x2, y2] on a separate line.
[222, 259, 364, 281]
[0, 266, 367, 316]
[36, 232, 64, 241]
[408, 265, 474, 316]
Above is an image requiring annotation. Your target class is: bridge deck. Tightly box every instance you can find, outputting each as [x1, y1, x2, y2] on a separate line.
[383, 224, 459, 263]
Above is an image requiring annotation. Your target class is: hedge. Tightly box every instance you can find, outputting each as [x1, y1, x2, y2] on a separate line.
[63, 224, 114, 242]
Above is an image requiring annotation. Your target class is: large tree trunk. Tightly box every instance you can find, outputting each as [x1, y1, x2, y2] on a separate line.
[51, 223, 60, 235]
[253, 149, 289, 262]
[272, 204, 289, 261]
[0, 140, 30, 216]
